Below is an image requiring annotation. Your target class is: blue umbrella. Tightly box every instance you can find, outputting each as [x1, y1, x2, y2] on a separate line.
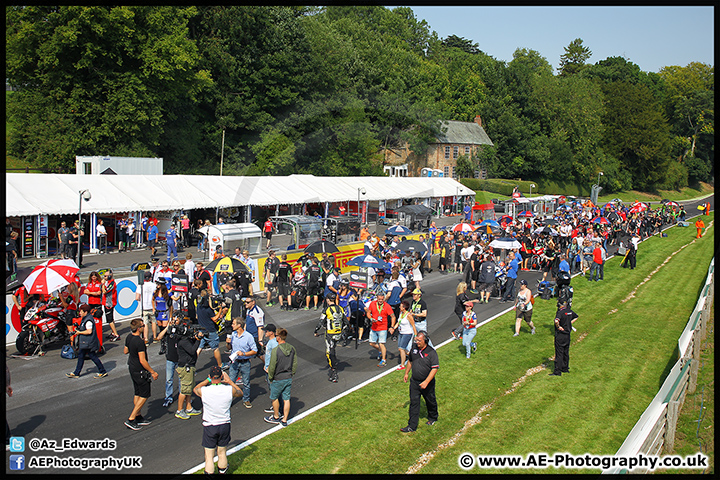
[478, 219, 501, 229]
[385, 225, 412, 236]
[346, 254, 390, 269]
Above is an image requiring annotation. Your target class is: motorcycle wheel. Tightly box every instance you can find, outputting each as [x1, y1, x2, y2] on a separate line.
[16, 330, 37, 355]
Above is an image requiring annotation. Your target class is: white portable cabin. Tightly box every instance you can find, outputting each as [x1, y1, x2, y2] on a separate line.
[197, 223, 262, 258]
[75, 155, 163, 175]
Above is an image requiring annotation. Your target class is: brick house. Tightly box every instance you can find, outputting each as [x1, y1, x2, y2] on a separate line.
[383, 115, 493, 178]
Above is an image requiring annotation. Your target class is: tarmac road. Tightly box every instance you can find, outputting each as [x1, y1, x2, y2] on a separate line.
[6, 195, 712, 474]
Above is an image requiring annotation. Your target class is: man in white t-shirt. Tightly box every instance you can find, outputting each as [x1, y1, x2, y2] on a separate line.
[135, 272, 159, 344]
[193, 365, 242, 475]
[184, 253, 196, 284]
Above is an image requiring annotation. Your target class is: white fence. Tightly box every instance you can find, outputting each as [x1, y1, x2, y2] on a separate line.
[603, 257, 714, 474]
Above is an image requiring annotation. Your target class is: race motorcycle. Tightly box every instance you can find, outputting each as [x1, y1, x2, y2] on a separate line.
[15, 299, 73, 356]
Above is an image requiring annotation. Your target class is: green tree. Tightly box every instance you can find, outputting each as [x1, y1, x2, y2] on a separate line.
[441, 34, 481, 55]
[6, 6, 209, 172]
[602, 82, 674, 191]
[558, 38, 591, 77]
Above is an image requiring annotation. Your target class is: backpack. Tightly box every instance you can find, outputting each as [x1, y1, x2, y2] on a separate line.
[61, 344, 77, 359]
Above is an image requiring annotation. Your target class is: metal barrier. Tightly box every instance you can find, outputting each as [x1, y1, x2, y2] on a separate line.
[603, 257, 714, 474]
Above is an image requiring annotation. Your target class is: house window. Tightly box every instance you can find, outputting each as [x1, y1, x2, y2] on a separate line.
[83, 163, 92, 175]
[444, 146, 451, 159]
[452, 166, 457, 179]
[453, 146, 459, 159]
[443, 166, 449, 177]
[465, 146, 471, 156]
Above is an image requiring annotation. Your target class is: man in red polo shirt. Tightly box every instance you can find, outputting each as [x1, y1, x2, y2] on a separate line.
[365, 295, 396, 367]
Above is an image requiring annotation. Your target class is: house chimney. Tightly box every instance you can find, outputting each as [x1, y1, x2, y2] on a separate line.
[474, 115, 482, 128]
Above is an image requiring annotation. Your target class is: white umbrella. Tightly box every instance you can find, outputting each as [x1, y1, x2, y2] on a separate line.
[489, 238, 522, 250]
[23, 259, 79, 296]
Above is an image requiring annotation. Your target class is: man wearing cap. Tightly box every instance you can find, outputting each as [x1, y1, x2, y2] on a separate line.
[243, 297, 266, 360]
[410, 289, 429, 334]
[166, 224, 178, 263]
[193, 366, 242, 474]
[549, 300, 579, 376]
[324, 266, 341, 300]
[366, 294, 396, 368]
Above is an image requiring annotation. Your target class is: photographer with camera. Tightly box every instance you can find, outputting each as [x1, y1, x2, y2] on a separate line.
[196, 289, 229, 371]
[156, 312, 182, 408]
[174, 319, 204, 419]
[221, 279, 244, 331]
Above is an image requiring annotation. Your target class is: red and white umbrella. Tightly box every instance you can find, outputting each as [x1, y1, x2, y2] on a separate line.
[451, 222, 474, 233]
[629, 202, 648, 213]
[665, 201, 680, 208]
[23, 259, 80, 296]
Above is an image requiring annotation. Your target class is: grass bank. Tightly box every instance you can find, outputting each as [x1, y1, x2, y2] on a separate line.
[209, 214, 713, 474]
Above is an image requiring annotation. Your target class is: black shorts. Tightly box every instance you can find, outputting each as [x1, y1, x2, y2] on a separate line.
[202, 422, 231, 449]
[148, 239, 156, 249]
[307, 282, 321, 297]
[265, 231, 272, 240]
[278, 282, 291, 297]
[130, 370, 151, 398]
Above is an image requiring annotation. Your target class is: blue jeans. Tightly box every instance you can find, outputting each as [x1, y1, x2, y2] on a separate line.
[590, 262, 603, 281]
[73, 348, 106, 376]
[165, 359, 177, 400]
[229, 359, 251, 402]
[462, 327, 477, 357]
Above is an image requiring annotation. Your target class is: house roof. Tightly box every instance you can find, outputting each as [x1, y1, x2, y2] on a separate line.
[434, 120, 493, 146]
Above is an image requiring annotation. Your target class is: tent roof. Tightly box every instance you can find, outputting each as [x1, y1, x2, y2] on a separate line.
[6, 173, 474, 217]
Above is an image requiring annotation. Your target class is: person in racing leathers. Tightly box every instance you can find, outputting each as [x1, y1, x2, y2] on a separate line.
[313, 292, 346, 383]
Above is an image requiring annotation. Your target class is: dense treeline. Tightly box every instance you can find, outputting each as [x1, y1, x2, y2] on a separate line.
[5, 5, 714, 193]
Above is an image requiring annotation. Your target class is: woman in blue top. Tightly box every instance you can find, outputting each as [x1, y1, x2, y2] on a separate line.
[153, 283, 173, 353]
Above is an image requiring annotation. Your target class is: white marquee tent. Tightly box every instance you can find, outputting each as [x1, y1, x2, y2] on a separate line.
[6, 173, 475, 217]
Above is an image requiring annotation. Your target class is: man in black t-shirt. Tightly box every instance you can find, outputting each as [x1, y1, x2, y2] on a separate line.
[276, 254, 292, 311]
[123, 319, 159, 431]
[401, 331, 438, 433]
[305, 256, 322, 310]
[549, 301, 579, 377]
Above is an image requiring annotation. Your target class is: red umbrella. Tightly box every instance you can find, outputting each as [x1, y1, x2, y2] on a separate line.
[629, 202, 648, 213]
[665, 201, 680, 208]
[499, 215, 514, 226]
[451, 222, 474, 233]
[517, 211, 534, 217]
[23, 259, 79, 295]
